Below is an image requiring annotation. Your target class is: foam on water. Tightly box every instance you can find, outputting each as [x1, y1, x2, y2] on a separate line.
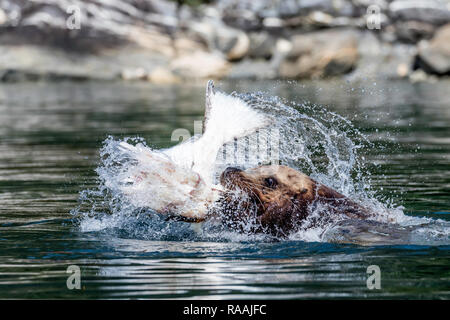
[72, 86, 449, 245]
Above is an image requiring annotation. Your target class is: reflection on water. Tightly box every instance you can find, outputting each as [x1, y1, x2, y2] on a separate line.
[0, 80, 449, 299]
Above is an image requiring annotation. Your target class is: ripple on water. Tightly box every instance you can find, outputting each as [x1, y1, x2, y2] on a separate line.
[0, 80, 449, 299]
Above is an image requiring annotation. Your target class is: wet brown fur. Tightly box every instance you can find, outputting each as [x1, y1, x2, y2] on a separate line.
[216, 165, 371, 237]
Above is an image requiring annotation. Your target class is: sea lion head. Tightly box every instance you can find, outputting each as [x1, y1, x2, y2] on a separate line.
[218, 165, 371, 237]
[218, 165, 317, 236]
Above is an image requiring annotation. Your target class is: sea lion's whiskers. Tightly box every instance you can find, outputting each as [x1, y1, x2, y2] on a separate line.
[244, 181, 267, 189]
[239, 180, 264, 208]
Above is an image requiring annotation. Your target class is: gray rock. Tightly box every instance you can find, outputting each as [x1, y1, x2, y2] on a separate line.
[147, 66, 180, 84]
[278, 0, 301, 18]
[409, 69, 433, 82]
[143, 0, 178, 16]
[170, 51, 231, 79]
[280, 0, 335, 17]
[217, 0, 356, 25]
[275, 0, 357, 19]
[227, 59, 277, 79]
[182, 19, 216, 51]
[283, 10, 366, 29]
[1, 0, 449, 81]
[1, 0, 22, 27]
[214, 25, 250, 61]
[380, 24, 398, 43]
[185, 15, 250, 61]
[389, 0, 450, 25]
[279, 29, 359, 78]
[332, 0, 355, 17]
[0, 8, 7, 25]
[0, 44, 170, 81]
[0, 0, 178, 53]
[394, 20, 436, 43]
[248, 32, 274, 59]
[173, 34, 208, 54]
[353, 0, 388, 11]
[227, 36, 293, 79]
[21, 5, 67, 28]
[262, 17, 284, 29]
[121, 67, 148, 81]
[218, 0, 263, 30]
[347, 31, 417, 80]
[418, 23, 450, 74]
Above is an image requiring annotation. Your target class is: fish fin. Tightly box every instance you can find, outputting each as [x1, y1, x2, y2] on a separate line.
[202, 80, 215, 133]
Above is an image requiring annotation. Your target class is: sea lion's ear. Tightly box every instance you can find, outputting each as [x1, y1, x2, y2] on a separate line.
[203, 80, 215, 133]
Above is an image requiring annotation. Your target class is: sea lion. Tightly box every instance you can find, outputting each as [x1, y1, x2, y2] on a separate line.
[214, 165, 372, 237]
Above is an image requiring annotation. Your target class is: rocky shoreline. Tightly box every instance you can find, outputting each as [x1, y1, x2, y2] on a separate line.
[0, 0, 449, 83]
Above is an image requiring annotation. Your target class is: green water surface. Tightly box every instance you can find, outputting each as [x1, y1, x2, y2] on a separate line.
[0, 80, 449, 299]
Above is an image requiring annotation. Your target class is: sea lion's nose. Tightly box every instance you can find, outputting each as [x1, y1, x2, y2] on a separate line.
[223, 167, 242, 176]
[220, 167, 243, 186]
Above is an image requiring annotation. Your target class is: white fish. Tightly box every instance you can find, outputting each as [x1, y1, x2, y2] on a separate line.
[114, 81, 270, 220]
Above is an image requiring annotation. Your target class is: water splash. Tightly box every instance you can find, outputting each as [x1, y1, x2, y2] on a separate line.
[72, 87, 449, 245]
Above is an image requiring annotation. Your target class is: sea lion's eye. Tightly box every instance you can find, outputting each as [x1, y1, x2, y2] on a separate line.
[264, 177, 278, 188]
